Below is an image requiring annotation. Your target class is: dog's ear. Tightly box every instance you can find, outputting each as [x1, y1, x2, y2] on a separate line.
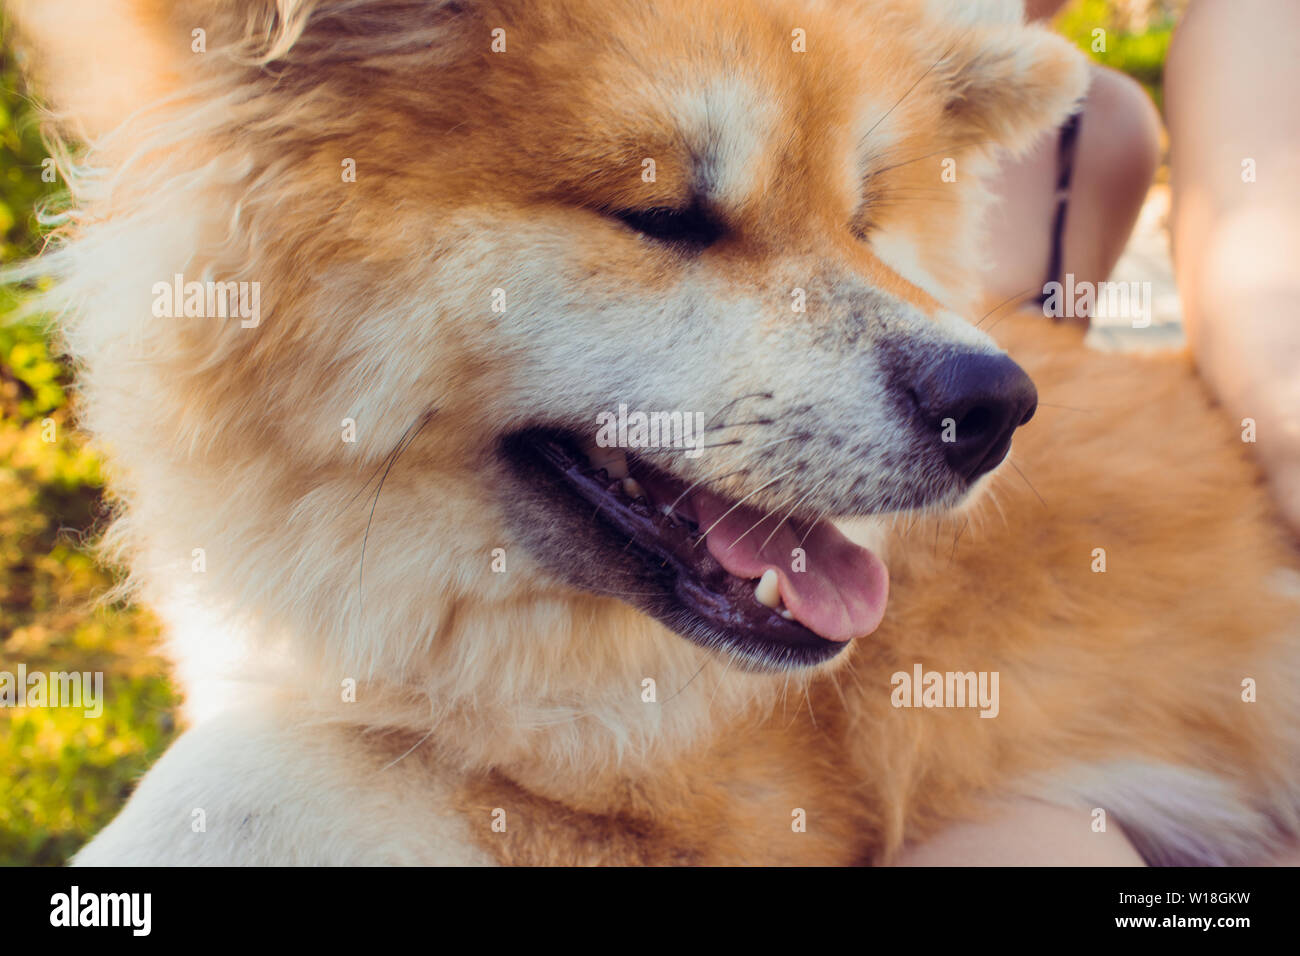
[6, 0, 318, 138]
[934, 23, 1091, 155]
[4, 0, 194, 140]
[7, 0, 476, 140]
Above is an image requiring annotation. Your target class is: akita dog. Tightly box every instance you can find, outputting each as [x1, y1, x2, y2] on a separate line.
[9, 0, 1300, 865]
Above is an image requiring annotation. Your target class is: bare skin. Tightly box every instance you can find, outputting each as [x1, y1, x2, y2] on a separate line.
[896, 799, 1146, 866]
[1166, 0, 1300, 536]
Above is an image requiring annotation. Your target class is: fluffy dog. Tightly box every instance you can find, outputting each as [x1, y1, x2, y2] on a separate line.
[9, 0, 1300, 865]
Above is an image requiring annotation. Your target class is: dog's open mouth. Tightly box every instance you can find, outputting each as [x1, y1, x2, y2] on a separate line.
[499, 429, 888, 669]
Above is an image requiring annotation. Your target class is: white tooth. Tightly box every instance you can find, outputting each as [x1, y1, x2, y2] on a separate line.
[622, 477, 645, 500]
[754, 568, 781, 609]
[779, 608, 795, 620]
[604, 452, 629, 480]
[581, 440, 629, 479]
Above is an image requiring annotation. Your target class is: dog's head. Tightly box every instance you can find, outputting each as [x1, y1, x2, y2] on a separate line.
[15, 0, 1085, 766]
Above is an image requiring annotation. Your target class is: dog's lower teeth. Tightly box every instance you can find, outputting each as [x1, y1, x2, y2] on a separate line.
[778, 609, 795, 620]
[754, 568, 781, 609]
[582, 440, 629, 479]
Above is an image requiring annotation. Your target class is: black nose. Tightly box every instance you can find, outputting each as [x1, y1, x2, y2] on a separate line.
[910, 351, 1038, 482]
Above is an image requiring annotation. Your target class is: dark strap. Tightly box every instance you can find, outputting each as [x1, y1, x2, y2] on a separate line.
[1039, 111, 1082, 307]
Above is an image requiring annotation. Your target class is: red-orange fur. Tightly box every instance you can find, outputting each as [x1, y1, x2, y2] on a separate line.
[453, 312, 1300, 865]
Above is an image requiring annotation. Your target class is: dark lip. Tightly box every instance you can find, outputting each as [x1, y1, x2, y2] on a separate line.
[498, 428, 848, 670]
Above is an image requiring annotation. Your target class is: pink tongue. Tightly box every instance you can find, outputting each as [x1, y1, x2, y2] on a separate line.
[691, 489, 889, 642]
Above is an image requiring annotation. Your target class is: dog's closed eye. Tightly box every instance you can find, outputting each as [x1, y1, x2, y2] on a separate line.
[610, 202, 725, 249]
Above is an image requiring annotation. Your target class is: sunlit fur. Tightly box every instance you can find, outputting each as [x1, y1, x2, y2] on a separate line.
[9, 0, 1300, 864]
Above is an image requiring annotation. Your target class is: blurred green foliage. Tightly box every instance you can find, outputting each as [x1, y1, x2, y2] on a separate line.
[1, 46, 178, 866]
[1057, 0, 1175, 109]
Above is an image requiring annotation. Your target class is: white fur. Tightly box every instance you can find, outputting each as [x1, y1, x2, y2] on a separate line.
[1027, 760, 1300, 866]
[73, 701, 494, 865]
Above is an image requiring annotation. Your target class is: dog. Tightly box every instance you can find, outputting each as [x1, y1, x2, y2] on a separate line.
[9, 0, 1300, 865]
